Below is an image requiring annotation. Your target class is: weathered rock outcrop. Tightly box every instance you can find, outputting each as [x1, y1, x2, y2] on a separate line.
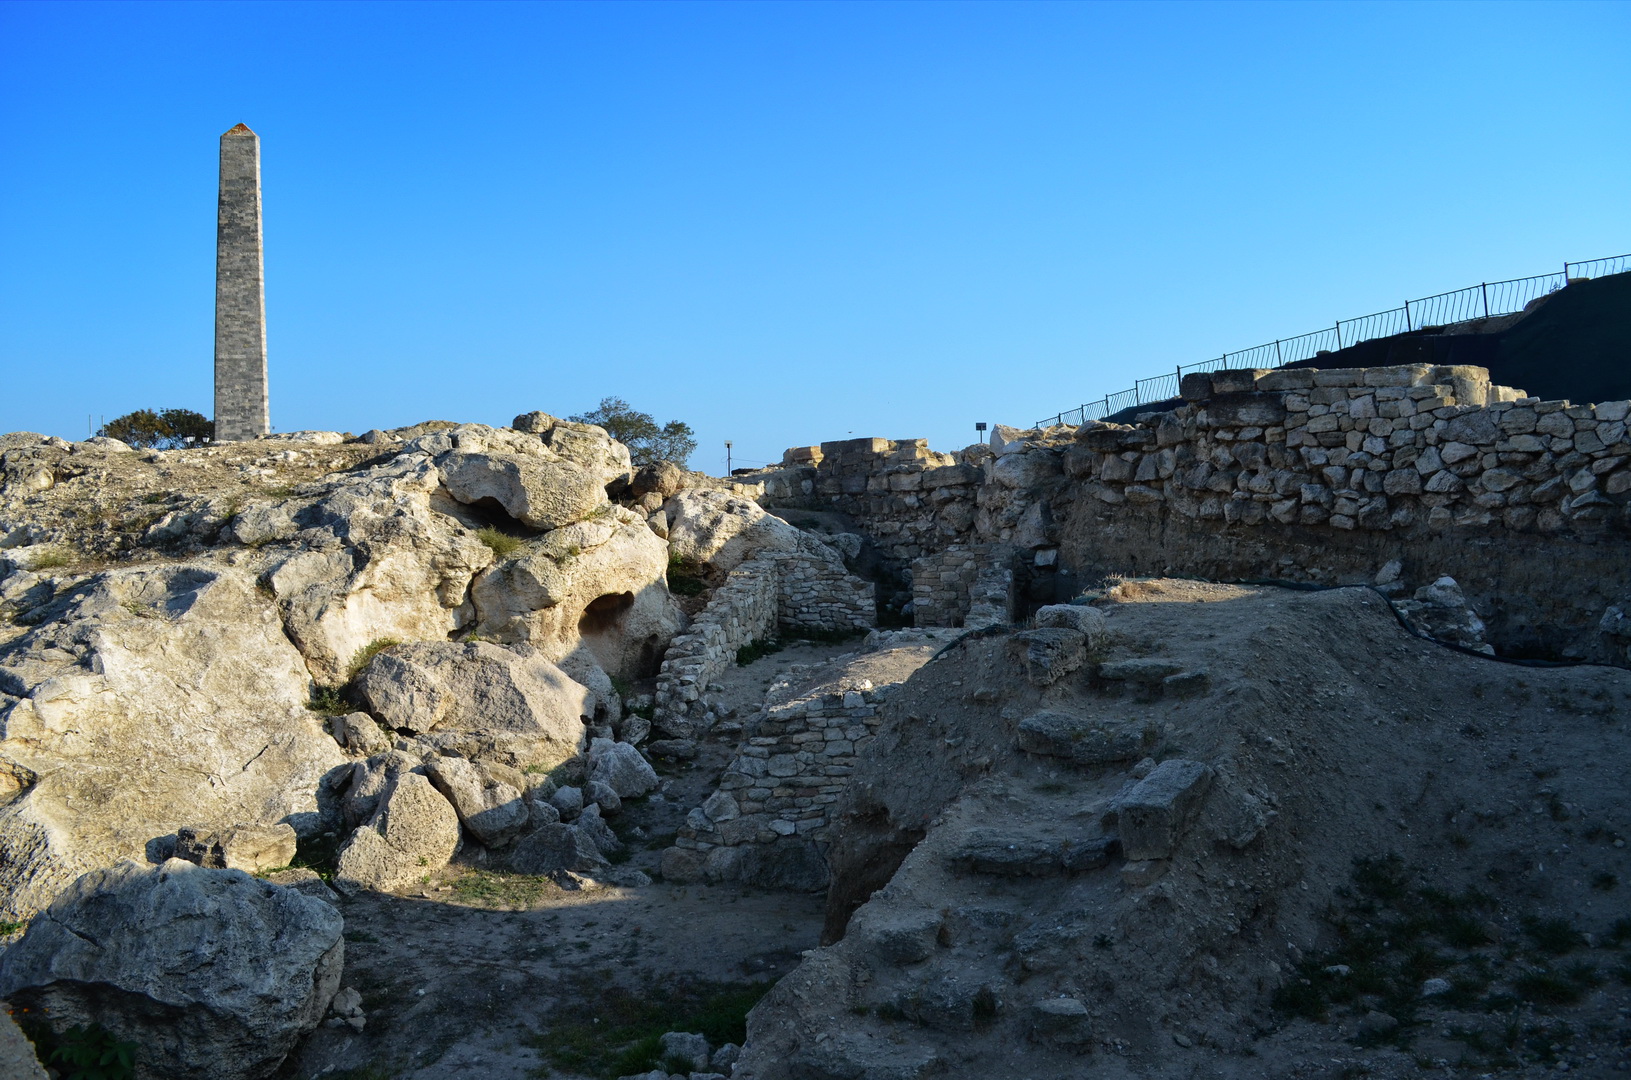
[333, 769, 461, 894]
[0, 859, 343, 1080]
[665, 489, 812, 571]
[468, 508, 681, 677]
[248, 450, 495, 684]
[354, 641, 593, 769]
[0, 563, 344, 920]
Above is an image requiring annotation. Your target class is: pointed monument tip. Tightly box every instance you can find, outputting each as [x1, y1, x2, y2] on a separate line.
[223, 123, 256, 137]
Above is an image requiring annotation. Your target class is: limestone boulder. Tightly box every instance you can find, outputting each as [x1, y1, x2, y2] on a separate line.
[355, 641, 593, 770]
[0, 859, 343, 1080]
[665, 489, 817, 572]
[469, 509, 682, 678]
[252, 452, 495, 683]
[508, 822, 609, 875]
[509, 414, 633, 487]
[587, 737, 659, 798]
[440, 451, 607, 532]
[425, 755, 529, 847]
[0, 563, 345, 921]
[174, 823, 298, 873]
[333, 770, 461, 894]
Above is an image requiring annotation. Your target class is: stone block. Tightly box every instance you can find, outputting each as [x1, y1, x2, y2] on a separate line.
[1206, 392, 1287, 428]
[1012, 628, 1087, 686]
[1016, 712, 1154, 764]
[1105, 759, 1213, 861]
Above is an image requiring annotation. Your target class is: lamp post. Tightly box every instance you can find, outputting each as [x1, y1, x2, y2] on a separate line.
[725, 440, 733, 475]
[975, 422, 988, 445]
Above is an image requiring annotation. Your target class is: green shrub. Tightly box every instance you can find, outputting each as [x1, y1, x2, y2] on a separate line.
[529, 974, 769, 1079]
[476, 527, 523, 558]
[348, 638, 402, 679]
[307, 686, 350, 716]
[736, 638, 784, 666]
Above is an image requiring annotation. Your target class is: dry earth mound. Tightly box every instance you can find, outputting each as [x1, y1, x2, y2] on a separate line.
[736, 580, 1631, 1078]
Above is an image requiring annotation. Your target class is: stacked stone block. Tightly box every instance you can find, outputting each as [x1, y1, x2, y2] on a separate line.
[653, 551, 875, 735]
[674, 680, 890, 859]
[911, 543, 1018, 627]
[1064, 364, 1630, 534]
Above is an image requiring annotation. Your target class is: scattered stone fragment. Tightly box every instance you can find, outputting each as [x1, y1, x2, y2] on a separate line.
[1028, 997, 1093, 1047]
[1012, 627, 1087, 686]
[659, 1031, 711, 1072]
[174, 823, 298, 874]
[950, 832, 1117, 876]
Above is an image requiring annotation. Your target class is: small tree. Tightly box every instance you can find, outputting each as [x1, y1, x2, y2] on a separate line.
[98, 408, 214, 449]
[569, 397, 696, 467]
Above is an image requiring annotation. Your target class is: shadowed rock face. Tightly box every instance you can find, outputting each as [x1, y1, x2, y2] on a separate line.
[0, 859, 343, 1080]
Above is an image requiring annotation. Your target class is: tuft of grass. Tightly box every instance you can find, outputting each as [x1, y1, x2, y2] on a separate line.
[1522, 916, 1584, 955]
[348, 638, 402, 679]
[0, 919, 26, 935]
[450, 870, 563, 909]
[28, 546, 77, 571]
[476, 526, 524, 558]
[527, 974, 770, 1079]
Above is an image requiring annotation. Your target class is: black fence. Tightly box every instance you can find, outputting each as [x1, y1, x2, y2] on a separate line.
[1035, 252, 1631, 429]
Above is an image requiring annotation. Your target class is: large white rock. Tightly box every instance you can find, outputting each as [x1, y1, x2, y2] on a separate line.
[0, 563, 345, 921]
[333, 770, 461, 894]
[355, 641, 593, 770]
[249, 452, 494, 683]
[425, 755, 529, 847]
[469, 508, 683, 678]
[0, 859, 343, 1080]
[440, 450, 608, 532]
[665, 489, 812, 572]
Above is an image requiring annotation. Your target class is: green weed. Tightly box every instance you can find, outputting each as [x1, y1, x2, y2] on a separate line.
[736, 638, 784, 666]
[308, 686, 350, 716]
[28, 546, 77, 571]
[348, 638, 402, 679]
[476, 526, 524, 558]
[666, 555, 708, 597]
[0, 919, 26, 935]
[30, 1023, 138, 1080]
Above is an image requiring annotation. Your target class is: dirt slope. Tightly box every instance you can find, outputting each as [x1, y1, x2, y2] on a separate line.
[735, 581, 1631, 1078]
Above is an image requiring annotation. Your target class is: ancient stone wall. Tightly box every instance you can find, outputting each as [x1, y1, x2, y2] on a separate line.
[909, 543, 1018, 628]
[653, 552, 875, 735]
[669, 678, 890, 883]
[759, 363, 1631, 659]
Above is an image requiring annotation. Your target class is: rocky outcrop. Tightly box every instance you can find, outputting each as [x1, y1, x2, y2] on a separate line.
[0, 563, 345, 920]
[354, 641, 593, 770]
[665, 489, 812, 572]
[249, 450, 495, 684]
[333, 769, 461, 894]
[0, 859, 343, 1080]
[468, 507, 681, 678]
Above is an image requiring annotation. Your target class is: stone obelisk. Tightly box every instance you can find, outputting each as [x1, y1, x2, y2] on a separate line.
[213, 123, 270, 441]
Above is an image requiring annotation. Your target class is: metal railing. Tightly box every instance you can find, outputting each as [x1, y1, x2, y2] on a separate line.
[1035, 252, 1630, 428]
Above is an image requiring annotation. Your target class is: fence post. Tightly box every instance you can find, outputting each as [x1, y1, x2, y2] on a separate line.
[1403, 300, 1411, 332]
[1334, 321, 1342, 349]
[1481, 283, 1489, 318]
[1274, 340, 1282, 365]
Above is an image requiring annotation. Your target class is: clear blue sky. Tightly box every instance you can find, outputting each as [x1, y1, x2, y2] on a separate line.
[2, 1, 1627, 472]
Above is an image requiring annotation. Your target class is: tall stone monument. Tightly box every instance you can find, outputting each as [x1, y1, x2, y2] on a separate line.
[213, 123, 269, 441]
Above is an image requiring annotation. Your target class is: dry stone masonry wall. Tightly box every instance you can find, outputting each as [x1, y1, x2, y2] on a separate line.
[752, 363, 1630, 660]
[653, 552, 875, 736]
[665, 678, 891, 888]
